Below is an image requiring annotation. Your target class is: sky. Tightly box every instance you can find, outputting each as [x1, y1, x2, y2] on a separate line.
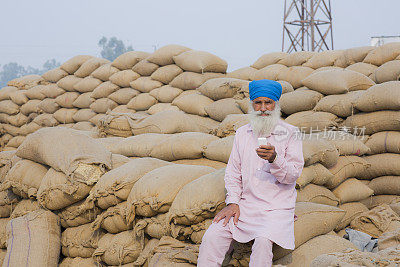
[0, 0, 399, 71]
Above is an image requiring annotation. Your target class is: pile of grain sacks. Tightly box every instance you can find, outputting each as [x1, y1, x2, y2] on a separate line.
[0, 43, 399, 266]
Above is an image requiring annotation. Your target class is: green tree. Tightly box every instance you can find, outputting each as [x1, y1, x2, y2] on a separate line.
[98, 36, 133, 61]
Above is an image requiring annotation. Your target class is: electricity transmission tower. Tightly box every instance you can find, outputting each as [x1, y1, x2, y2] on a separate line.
[282, 0, 334, 53]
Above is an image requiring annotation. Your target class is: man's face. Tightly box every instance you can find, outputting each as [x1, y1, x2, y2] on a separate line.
[251, 97, 276, 116]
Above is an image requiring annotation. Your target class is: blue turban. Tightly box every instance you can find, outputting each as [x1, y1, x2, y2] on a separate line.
[249, 79, 282, 101]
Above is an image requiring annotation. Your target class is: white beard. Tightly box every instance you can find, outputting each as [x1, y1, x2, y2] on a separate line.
[248, 101, 282, 137]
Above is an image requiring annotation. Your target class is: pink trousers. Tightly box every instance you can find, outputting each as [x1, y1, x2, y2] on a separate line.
[197, 221, 273, 267]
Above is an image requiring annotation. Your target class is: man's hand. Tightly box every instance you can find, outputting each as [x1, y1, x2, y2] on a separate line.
[256, 143, 277, 163]
[213, 203, 240, 226]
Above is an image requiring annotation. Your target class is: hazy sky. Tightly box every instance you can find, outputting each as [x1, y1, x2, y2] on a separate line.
[1, 0, 399, 71]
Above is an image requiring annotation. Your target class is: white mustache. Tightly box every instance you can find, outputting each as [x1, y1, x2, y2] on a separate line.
[252, 110, 274, 116]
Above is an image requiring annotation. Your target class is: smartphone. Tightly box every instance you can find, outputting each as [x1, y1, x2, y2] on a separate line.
[257, 137, 268, 147]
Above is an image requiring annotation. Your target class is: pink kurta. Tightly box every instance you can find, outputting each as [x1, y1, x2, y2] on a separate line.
[224, 120, 304, 250]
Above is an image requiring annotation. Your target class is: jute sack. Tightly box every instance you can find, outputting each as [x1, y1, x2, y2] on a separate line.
[72, 109, 96, 122]
[203, 135, 235, 163]
[20, 99, 41, 115]
[341, 46, 374, 65]
[273, 202, 346, 260]
[93, 230, 143, 265]
[205, 98, 243, 122]
[147, 44, 191, 66]
[343, 111, 400, 135]
[98, 112, 148, 137]
[350, 204, 400, 238]
[32, 114, 58, 127]
[251, 52, 288, 69]
[277, 51, 315, 66]
[332, 178, 374, 204]
[302, 69, 375, 95]
[285, 111, 342, 134]
[37, 168, 93, 210]
[147, 64, 182, 84]
[1, 124, 21, 136]
[130, 110, 199, 135]
[111, 104, 136, 114]
[315, 131, 370, 156]
[355, 81, 400, 112]
[73, 77, 103, 93]
[335, 202, 369, 231]
[6, 136, 25, 148]
[74, 57, 109, 78]
[251, 64, 288, 80]
[280, 89, 323, 115]
[303, 50, 343, 69]
[91, 63, 119, 81]
[0, 86, 18, 101]
[274, 234, 358, 267]
[378, 228, 400, 250]
[127, 93, 157, 111]
[6, 113, 28, 127]
[226, 67, 257, 81]
[91, 201, 130, 234]
[57, 199, 101, 228]
[188, 219, 213, 244]
[112, 51, 149, 70]
[211, 114, 249, 138]
[108, 88, 140, 105]
[302, 137, 339, 168]
[172, 92, 213, 116]
[187, 114, 220, 134]
[109, 70, 140, 88]
[368, 176, 400, 195]
[130, 77, 164, 94]
[110, 153, 130, 169]
[59, 257, 101, 267]
[72, 92, 94, 108]
[0, 100, 19, 115]
[148, 103, 180, 115]
[38, 98, 60, 113]
[390, 202, 400, 217]
[359, 153, 400, 179]
[2, 210, 61, 267]
[365, 131, 400, 155]
[361, 195, 400, 210]
[173, 50, 227, 73]
[91, 81, 120, 99]
[296, 184, 339, 206]
[61, 223, 104, 258]
[0, 218, 9, 249]
[9, 90, 28, 105]
[109, 133, 169, 157]
[1, 159, 48, 198]
[88, 157, 171, 210]
[19, 122, 41, 136]
[0, 189, 18, 218]
[325, 156, 370, 189]
[72, 122, 95, 132]
[169, 72, 224, 90]
[57, 75, 82, 92]
[280, 81, 298, 93]
[90, 98, 118, 113]
[126, 165, 215, 220]
[53, 108, 77, 124]
[42, 67, 68, 83]
[363, 42, 400, 66]
[197, 78, 250, 101]
[60, 55, 93, 74]
[134, 213, 171, 240]
[296, 163, 334, 188]
[314, 90, 364, 117]
[172, 158, 227, 169]
[96, 137, 123, 151]
[277, 66, 314, 88]
[149, 85, 183, 103]
[8, 75, 45, 90]
[132, 59, 159, 76]
[55, 92, 80, 108]
[346, 62, 378, 77]
[150, 132, 219, 161]
[169, 168, 226, 225]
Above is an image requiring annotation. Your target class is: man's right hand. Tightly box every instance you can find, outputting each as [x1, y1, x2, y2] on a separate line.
[213, 203, 240, 226]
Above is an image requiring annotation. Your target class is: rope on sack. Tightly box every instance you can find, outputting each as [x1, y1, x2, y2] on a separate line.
[6, 220, 14, 267]
[384, 131, 390, 153]
[25, 218, 31, 267]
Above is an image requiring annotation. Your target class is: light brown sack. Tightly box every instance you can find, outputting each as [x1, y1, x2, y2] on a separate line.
[61, 223, 104, 258]
[127, 165, 215, 220]
[111, 104, 136, 114]
[365, 131, 400, 155]
[91, 63, 119, 81]
[303, 50, 343, 69]
[19, 99, 41, 115]
[108, 88, 139, 105]
[360, 153, 400, 179]
[252, 64, 288, 80]
[172, 158, 227, 169]
[8, 75, 45, 90]
[285, 111, 342, 134]
[368, 176, 400, 195]
[32, 113, 58, 127]
[0, 100, 19, 115]
[134, 213, 171, 240]
[226, 66, 257, 80]
[197, 78, 249, 101]
[73, 77, 103, 93]
[281, 89, 323, 115]
[150, 132, 218, 161]
[0, 218, 9, 249]
[342, 46, 374, 65]
[361, 195, 400, 210]
[187, 114, 220, 133]
[147, 45, 191, 66]
[343, 110, 400, 135]
[211, 114, 249, 138]
[0, 189, 19, 218]
[378, 228, 400, 250]
[6, 113, 28, 127]
[332, 178, 374, 204]
[335, 202, 369, 231]
[149, 85, 182, 103]
[57, 75, 83, 92]
[363, 42, 400, 66]
[277, 51, 315, 66]
[346, 62, 378, 77]
[110, 153, 130, 169]
[91, 201, 131, 234]
[59, 257, 101, 267]
[112, 51, 150, 70]
[55, 92, 80, 108]
[6, 136, 25, 148]
[172, 92, 213, 116]
[109, 70, 140, 87]
[74, 57, 109, 78]
[150, 64, 184, 84]
[132, 59, 159, 76]
[321, 132, 370, 156]
[90, 98, 118, 113]
[314, 90, 364, 117]
[130, 77, 163, 93]
[205, 98, 243, 122]
[296, 163, 334, 188]
[203, 135, 234, 163]
[72, 92, 94, 108]
[91, 81, 119, 99]
[2, 210, 61, 267]
[60, 55, 93, 74]
[169, 72, 224, 90]
[72, 108, 96, 122]
[38, 98, 60, 113]
[173, 50, 227, 73]
[97, 112, 147, 137]
[277, 66, 314, 88]
[147, 103, 180, 115]
[53, 108, 78, 123]
[126, 93, 157, 111]
[42, 67, 68, 82]
[110, 133, 170, 156]
[19, 122, 41, 136]
[57, 199, 101, 228]
[0, 86, 18, 101]
[9, 90, 28, 105]
[302, 137, 339, 168]
[355, 81, 400, 112]
[296, 184, 339, 206]
[88, 157, 171, 209]
[251, 52, 288, 69]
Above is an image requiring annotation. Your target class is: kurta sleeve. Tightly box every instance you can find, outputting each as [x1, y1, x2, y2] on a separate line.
[270, 128, 304, 184]
[224, 133, 243, 205]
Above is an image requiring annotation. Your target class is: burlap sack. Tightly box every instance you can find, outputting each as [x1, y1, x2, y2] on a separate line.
[126, 165, 215, 220]
[296, 163, 334, 188]
[111, 51, 150, 70]
[172, 158, 227, 169]
[2, 210, 61, 267]
[126, 93, 157, 111]
[351, 204, 400, 238]
[325, 156, 370, 189]
[314, 90, 364, 117]
[42, 67, 68, 83]
[57, 199, 101, 228]
[211, 114, 249, 138]
[0, 189, 18, 218]
[173, 50, 227, 73]
[132, 59, 159, 76]
[1, 124, 21, 137]
[97, 111, 146, 137]
[363, 42, 400, 66]
[6, 113, 28, 127]
[134, 213, 171, 240]
[335, 202, 369, 231]
[88, 157, 171, 209]
[169, 168, 225, 225]
[341, 46, 374, 65]
[296, 184, 339, 206]
[110, 153, 130, 169]
[9, 90, 28, 105]
[93, 230, 143, 265]
[203, 135, 234, 163]
[0, 218, 9, 249]
[60, 55, 93, 74]
[332, 178, 374, 204]
[38, 98, 60, 113]
[343, 110, 400, 135]
[148, 103, 180, 115]
[108, 88, 140, 105]
[90, 98, 118, 113]
[59, 257, 101, 267]
[72, 121, 95, 131]
[74, 57, 109, 78]
[361, 195, 400, 210]
[0, 100, 19, 115]
[277, 66, 314, 88]
[277, 51, 315, 66]
[365, 131, 400, 155]
[91, 63, 119, 81]
[360, 153, 400, 179]
[355, 81, 400, 112]
[57, 75, 83, 92]
[205, 98, 243, 122]
[252, 64, 288, 80]
[285, 111, 342, 134]
[5, 136, 25, 148]
[280, 89, 323, 115]
[61, 223, 104, 258]
[149, 85, 183, 103]
[302, 137, 339, 168]
[72, 92, 94, 109]
[0, 86, 18, 101]
[19, 122, 41, 136]
[109, 133, 168, 156]
[346, 62, 378, 77]
[111, 104, 136, 114]
[91, 201, 130, 234]
[8, 75, 45, 90]
[91, 81, 119, 99]
[226, 66, 257, 81]
[150, 132, 218, 161]
[251, 52, 288, 69]
[187, 114, 220, 134]
[72, 108, 96, 122]
[368, 176, 400, 195]
[109, 70, 140, 87]
[169, 72, 224, 90]
[303, 50, 343, 69]
[20, 99, 40, 115]
[33, 113, 58, 127]
[53, 108, 78, 123]
[198, 78, 249, 101]
[147, 45, 191, 66]
[378, 228, 400, 251]
[172, 92, 213, 116]
[73, 77, 103, 93]
[274, 234, 358, 267]
[55, 92, 80, 108]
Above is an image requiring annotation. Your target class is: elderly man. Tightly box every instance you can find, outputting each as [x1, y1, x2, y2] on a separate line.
[197, 79, 304, 267]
